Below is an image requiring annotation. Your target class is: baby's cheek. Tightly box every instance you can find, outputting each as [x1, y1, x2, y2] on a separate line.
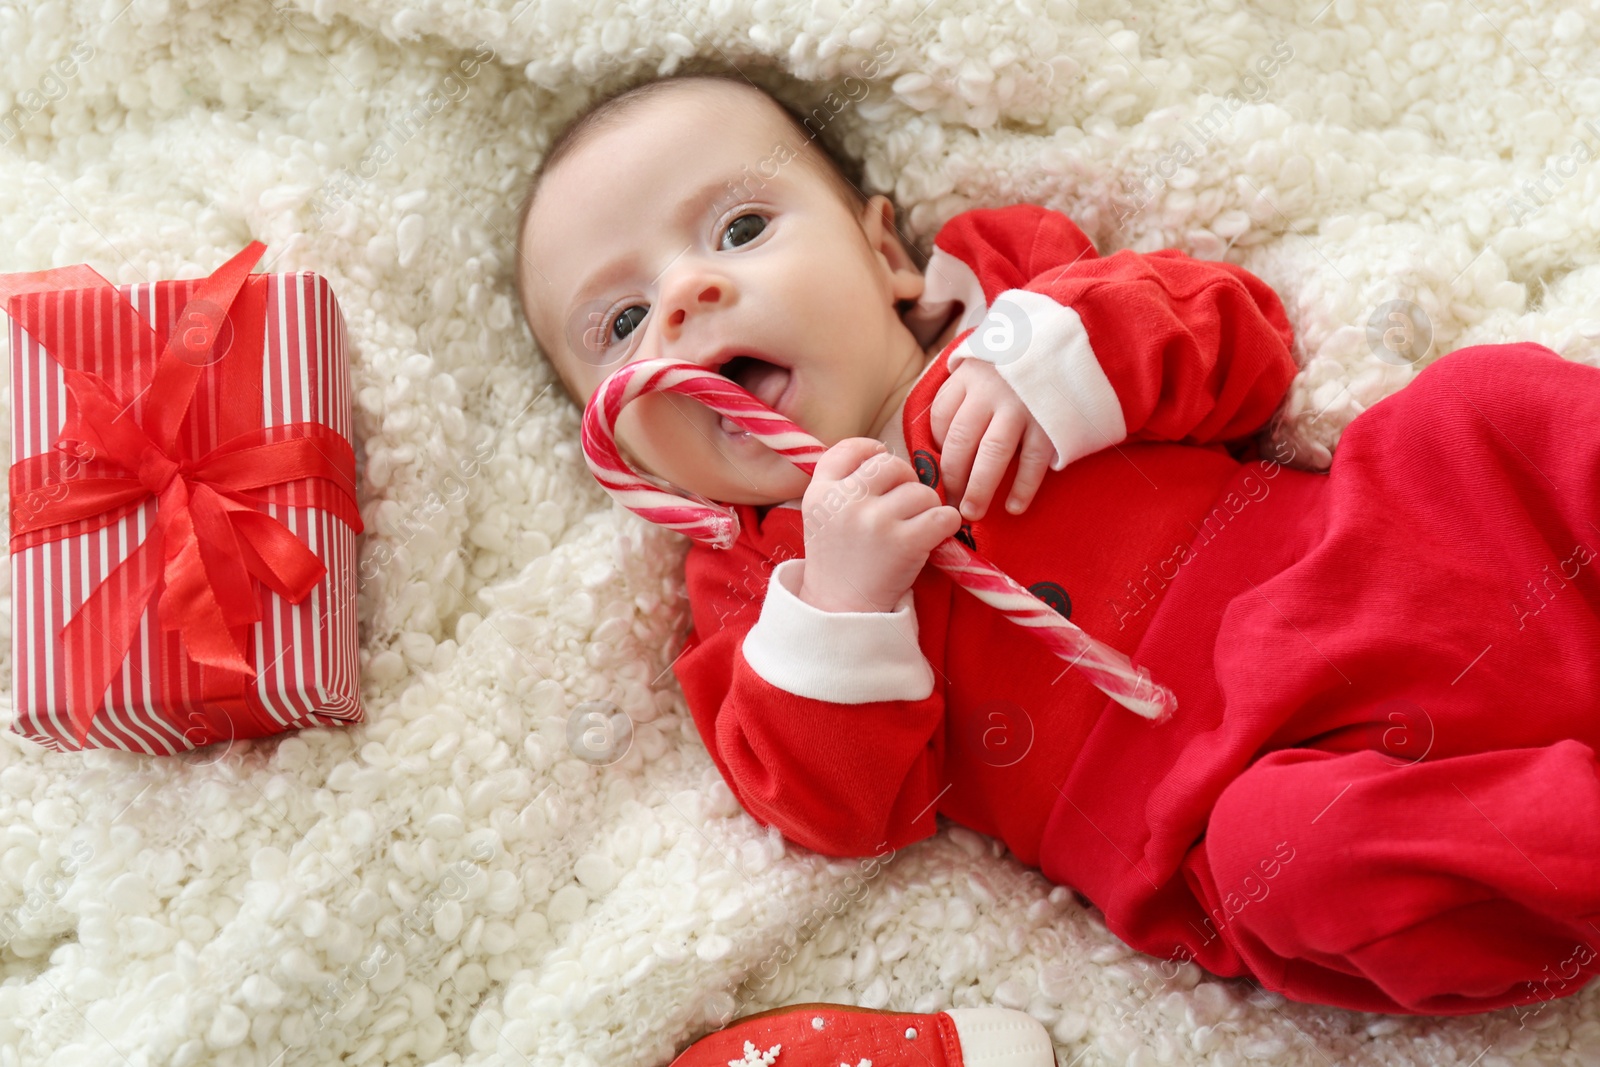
[615, 429, 667, 484]
[616, 396, 708, 483]
[609, 404, 657, 472]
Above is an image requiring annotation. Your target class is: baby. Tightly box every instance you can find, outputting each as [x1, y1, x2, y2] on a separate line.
[516, 71, 1600, 1027]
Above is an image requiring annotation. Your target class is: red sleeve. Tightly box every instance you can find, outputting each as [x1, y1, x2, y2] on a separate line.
[937, 205, 1299, 469]
[671, 539, 947, 858]
[931, 203, 1100, 302]
[1028, 249, 1298, 446]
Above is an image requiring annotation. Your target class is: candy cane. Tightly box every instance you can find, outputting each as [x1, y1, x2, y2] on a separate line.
[582, 357, 1178, 722]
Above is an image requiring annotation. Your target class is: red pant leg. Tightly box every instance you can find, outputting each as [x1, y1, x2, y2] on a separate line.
[1041, 340, 1600, 1007]
[1184, 742, 1600, 1014]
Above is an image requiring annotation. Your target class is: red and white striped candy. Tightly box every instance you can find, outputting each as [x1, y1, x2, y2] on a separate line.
[582, 357, 1178, 722]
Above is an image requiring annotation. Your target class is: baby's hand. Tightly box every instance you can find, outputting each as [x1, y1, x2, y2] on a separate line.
[798, 438, 962, 613]
[929, 359, 1057, 520]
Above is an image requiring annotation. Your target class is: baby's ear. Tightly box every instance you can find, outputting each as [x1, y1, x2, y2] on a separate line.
[860, 195, 923, 303]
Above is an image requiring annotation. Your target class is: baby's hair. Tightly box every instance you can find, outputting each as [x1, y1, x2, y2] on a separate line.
[512, 70, 915, 405]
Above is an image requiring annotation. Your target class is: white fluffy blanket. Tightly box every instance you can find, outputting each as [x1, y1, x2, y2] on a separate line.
[3, 0, 1600, 1064]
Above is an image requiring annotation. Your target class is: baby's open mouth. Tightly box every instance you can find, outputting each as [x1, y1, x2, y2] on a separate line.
[715, 354, 792, 436]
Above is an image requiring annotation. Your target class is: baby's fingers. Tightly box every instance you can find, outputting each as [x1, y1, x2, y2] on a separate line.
[909, 502, 964, 553]
[957, 412, 1026, 521]
[928, 376, 966, 452]
[1001, 421, 1057, 515]
[936, 400, 989, 505]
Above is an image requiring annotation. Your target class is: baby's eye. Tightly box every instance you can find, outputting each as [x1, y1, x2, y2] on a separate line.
[609, 304, 647, 343]
[719, 213, 767, 250]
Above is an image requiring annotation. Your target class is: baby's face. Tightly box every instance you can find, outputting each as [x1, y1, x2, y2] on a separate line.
[520, 80, 928, 507]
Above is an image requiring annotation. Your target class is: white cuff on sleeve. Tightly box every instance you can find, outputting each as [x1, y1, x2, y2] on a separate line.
[945, 288, 1127, 470]
[740, 558, 935, 704]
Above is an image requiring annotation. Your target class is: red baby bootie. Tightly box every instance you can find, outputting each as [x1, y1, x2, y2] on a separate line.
[667, 1002, 1058, 1066]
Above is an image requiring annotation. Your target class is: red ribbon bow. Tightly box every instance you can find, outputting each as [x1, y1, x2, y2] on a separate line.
[3, 242, 364, 745]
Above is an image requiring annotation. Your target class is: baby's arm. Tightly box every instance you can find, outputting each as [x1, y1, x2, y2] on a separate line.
[936, 204, 1299, 474]
[673, 449, 959, 856]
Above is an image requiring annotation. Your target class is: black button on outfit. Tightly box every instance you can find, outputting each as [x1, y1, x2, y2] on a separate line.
[1027, 580, 1072, 619]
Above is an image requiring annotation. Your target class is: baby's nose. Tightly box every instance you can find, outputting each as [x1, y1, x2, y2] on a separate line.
[666, 283, 724, 329]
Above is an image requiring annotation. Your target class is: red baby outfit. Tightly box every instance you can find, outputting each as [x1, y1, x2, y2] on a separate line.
[671, 204, 1600, 1015]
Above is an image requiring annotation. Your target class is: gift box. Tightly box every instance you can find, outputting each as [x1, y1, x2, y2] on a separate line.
[2, 243, 365, 754]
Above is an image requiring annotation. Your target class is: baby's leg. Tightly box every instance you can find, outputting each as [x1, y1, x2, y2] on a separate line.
[1183, 743, 1600, 1015]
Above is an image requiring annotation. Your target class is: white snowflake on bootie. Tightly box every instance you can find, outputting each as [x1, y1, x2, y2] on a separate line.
[728, 1041, 781, 1066]
[721, 1042, 873, 1066]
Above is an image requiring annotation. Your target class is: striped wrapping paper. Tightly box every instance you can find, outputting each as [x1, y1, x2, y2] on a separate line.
[8, 271, 363, 754]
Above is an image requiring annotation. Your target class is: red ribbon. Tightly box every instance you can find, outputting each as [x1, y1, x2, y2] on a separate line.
[2, 243, 364, 746]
